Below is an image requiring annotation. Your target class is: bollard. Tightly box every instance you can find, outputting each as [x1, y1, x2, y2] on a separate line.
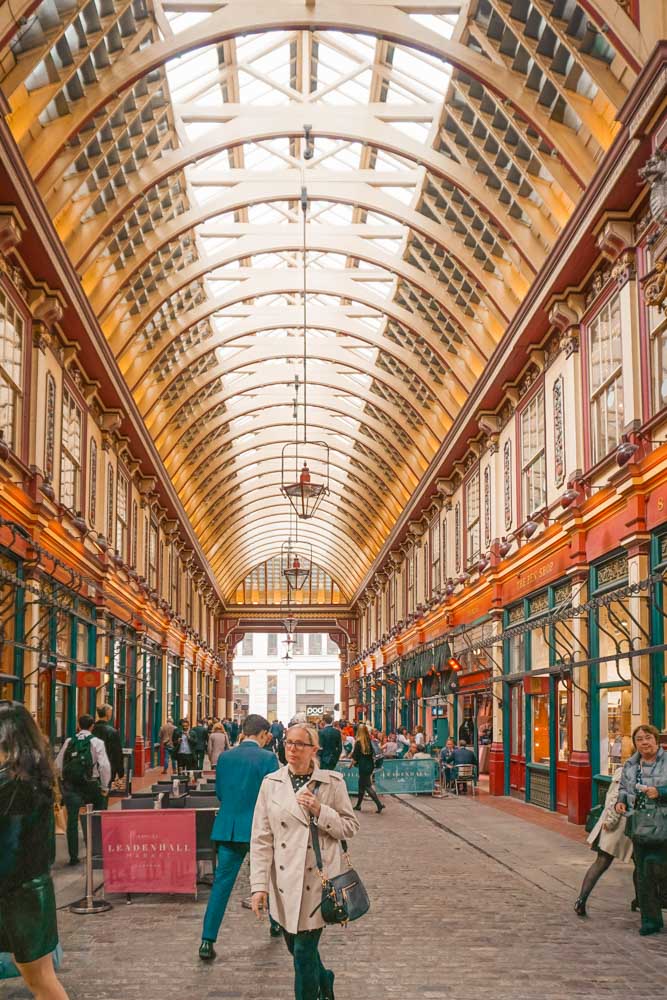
[69, 804, 113, 915]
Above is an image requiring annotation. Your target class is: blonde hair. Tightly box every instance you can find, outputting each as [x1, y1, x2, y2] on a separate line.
[357, 724, 371, 754]
[286, 723, 319, 746]
[213, 722, 224, 732]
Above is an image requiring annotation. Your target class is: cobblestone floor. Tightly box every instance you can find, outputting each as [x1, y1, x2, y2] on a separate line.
[6, 792, 666, 1000]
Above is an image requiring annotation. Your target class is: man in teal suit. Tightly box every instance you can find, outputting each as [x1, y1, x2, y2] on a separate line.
[199, 714, 279, 961]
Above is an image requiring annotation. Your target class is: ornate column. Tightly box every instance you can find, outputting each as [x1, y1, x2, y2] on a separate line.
[567, 569, 591, 824]
[488, 610, 505, 795]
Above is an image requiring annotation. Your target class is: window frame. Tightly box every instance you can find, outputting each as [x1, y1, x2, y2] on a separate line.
[60, 384, 83, 512]
[464, 467, 481, 568]
[518, 383, 547, 520]
[115, 466, 129, 560]
[586, 287, 625, 466]
[0, 282, 26, 456]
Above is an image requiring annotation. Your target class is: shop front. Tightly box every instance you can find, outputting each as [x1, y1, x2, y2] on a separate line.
[502, 581, 573, 814]
[0, 549, 23, 702]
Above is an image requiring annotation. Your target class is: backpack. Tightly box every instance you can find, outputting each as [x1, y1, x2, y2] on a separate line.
[62, 735, 95, 789]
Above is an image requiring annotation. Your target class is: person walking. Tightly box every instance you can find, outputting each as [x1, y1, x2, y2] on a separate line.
[351, 723, 384, 813]
[207, 722, 230, 768]
[0, 702, 70, 999]
[55, 714, 111, 866]
[158, 716, 176, 773]
[190, 720, 209, 770]
[318, 714, 342, 771]
[250, 722, 359, 1000]
[91, 704, 124, 793]
[615, 724, 667, 936]
[574, 765, 634, 916]
[171, 719, 196, 772]
[229, 718, 240, 746]
[198, 715, 279, 960]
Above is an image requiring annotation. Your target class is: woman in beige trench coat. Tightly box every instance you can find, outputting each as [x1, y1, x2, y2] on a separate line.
[250, 723, 358, 1000]
[574, 765, 635, 916]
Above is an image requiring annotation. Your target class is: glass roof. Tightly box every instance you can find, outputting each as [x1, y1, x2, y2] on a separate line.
[0, 0, 634, 601]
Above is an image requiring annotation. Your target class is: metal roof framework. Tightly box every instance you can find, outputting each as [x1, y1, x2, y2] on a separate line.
[0, 0, 643, 601]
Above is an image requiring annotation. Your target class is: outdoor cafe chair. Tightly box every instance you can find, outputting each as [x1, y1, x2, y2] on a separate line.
[452, 763, 477, 796]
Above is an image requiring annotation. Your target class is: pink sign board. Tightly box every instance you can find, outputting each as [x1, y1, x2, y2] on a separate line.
[101, 809, 197, 895]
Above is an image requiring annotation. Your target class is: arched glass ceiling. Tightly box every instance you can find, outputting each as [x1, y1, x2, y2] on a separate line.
[0, 0, 641, 602]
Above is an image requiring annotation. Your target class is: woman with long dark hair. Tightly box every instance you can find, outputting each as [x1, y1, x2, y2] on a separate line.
[351, 724, 384, 813]
[0, 701, 69, 998]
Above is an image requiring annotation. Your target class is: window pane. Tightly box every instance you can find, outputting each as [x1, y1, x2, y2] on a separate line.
[599, 686, 632, 776]
[531, 693, 550, 764]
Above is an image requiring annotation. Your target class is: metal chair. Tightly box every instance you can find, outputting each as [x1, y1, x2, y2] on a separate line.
[452, 763, 477, 796]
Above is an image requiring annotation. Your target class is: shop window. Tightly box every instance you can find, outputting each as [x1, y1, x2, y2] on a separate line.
[557, 681, 570, 762]
[182, 663, 191, 721]
[241, 633, 253, 656]
[530, 693, 550, 764]
[115, 469, 129, 559]
[510, 684, 525, 757]
[233, 674, 249, 717]
[596, 597, 632, 775]
[465, 469, 480, 566]
[508, 631, 525, 674]
[267, 633, 278, 656]
[588, 291, 624, 463]
[0, 288, 24, 452]
[520, 388, 546, 516]
[61, 388, 82, 510]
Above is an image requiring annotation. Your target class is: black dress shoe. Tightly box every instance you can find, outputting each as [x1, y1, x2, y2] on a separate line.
[67, 858, 80, 866]
[269, 923, 282, 938]
[376, 803, 385, 813]
[574, 896, 587, 917]
[353, 805, 361, 811]
[320, 969, 335, 999]
[199, 940, 216, 961]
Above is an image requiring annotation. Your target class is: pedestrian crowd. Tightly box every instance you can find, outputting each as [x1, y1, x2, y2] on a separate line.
[1, 702, 665, 1000]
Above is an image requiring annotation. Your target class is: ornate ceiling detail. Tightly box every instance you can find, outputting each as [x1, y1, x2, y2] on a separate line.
[0, 0, 638, 600]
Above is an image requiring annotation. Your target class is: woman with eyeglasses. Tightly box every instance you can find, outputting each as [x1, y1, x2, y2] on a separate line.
[0, 701, 69, 998]
[250, 723, 359, 1000]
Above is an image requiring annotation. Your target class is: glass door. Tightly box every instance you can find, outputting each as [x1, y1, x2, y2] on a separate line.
[509, 683, 525, 795]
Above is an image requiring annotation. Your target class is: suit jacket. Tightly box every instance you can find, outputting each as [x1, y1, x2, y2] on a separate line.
[453, 747, 477, 767]
[189, 725, 209, 752]
[250, 765, 358, 934]
[91, 720, 124, 780]
[211, 740, 279, 843]
[318, 725, 342, 768]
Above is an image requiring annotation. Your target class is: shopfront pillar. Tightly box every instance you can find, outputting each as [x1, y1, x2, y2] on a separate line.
[488, 628, 505, 796]
[567, 572, 591, 824]
[625, 539, 652, 729]
[225, 671, 234, 718]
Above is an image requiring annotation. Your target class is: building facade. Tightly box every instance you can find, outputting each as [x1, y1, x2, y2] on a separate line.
[344, 44, 667, 823]
[232, 632, 341, 725]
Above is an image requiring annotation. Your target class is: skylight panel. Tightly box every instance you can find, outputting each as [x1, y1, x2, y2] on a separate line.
[237, 71, 274, 103]
[380, 186, 415, 206]
[409, 14, 457, 40]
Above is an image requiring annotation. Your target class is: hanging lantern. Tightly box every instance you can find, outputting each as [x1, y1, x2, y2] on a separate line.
[280, 442, 330, 519]
[281, 539, 312, 591]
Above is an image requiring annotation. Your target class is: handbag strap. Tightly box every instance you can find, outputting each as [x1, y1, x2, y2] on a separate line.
[308, 783, 348, 875]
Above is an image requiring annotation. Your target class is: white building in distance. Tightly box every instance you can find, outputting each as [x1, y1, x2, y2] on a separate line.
[232, 632, 341, 725]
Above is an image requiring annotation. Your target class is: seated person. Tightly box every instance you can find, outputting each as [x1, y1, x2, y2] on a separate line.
[404, 742, 419, 759]
[440, 737, 456, 788]
[382, 734, 398, 758]
[412, 746, 431, 760]
[453, 740, 478, 794]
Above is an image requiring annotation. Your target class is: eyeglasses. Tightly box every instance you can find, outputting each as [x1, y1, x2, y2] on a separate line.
[284, 739, 314, 751]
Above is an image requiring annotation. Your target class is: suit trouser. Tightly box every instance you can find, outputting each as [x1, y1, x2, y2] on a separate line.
[282, 928, 331, 1000]
[202, 842, 248, 941]
[62, 785, 105, 862]
[634, 842, 667, 932]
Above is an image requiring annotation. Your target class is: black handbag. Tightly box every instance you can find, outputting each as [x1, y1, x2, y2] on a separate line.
[625, 803, 667, 846]
[584, 803, 604, 834]
[308, 817, 370, 925]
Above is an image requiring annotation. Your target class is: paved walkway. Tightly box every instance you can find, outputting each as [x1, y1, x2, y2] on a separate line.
[6, 792, 666, 999]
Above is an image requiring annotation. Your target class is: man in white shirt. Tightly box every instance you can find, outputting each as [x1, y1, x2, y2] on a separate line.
[55, 713, 111, 865]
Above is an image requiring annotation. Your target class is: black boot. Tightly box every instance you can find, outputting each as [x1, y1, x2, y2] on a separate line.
[199, 939, 216, 961]
[574, 896, 587, 917]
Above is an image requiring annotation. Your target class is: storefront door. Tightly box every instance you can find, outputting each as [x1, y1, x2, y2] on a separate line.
[509, 683, 525, 795]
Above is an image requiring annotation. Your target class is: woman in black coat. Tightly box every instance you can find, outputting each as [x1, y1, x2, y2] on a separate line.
[351, 724, 384, 813]
[0, 701, 68, 998]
